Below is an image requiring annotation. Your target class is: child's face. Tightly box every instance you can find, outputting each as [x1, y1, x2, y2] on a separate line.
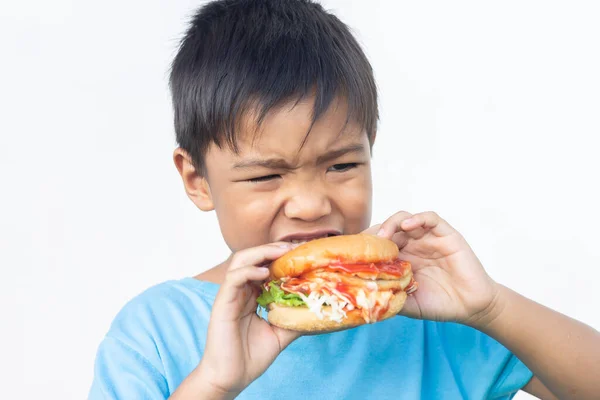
[193, 98, 372, 252]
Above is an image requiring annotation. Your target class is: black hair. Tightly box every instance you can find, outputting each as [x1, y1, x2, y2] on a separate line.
[169, 0, 378, 172]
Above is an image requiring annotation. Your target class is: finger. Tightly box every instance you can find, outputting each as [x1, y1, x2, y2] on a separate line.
[397, 293, 422, 320]
[377, 211, 428, 240]
[400, 211, 454, 237]
[361, 224, 381, 235]
[215, 265, 270, 307]
[364, 222, 411, 249]
[227, 265, 270, 290]
[376, 211, 413, 239]
[228, 242, 293, 272]
[390, 230, 410, 249]
[252, 284, 263, 298]
[272, 326, 302, 350]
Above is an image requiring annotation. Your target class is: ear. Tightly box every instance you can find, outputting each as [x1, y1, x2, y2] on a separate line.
[173, 148, 214, 211]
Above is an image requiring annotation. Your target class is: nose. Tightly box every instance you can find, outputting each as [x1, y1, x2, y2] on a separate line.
[283, 184, 332, 222]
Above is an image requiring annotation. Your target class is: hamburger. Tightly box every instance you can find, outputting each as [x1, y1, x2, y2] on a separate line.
[257, 234, 418, 332]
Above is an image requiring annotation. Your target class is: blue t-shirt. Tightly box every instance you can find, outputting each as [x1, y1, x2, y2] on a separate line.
[89, 278, 532, 399]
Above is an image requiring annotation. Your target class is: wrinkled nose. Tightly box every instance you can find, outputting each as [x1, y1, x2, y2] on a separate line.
[283, 185, 332, 222]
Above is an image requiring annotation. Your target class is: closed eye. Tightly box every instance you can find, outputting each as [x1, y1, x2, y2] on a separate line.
[328, 163, 359, 172]
[247, 174, 281, 183]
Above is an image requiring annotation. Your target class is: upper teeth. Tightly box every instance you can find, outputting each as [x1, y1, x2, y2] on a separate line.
[289, 235, 329, 244]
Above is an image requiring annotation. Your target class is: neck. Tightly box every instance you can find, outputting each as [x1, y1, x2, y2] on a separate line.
[194, 261, 228, 284]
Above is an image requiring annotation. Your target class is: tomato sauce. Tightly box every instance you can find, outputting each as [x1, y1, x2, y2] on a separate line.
[325, 260, 411, 277]
[333, 282, 357, 305]
[277, 259, 415, 323]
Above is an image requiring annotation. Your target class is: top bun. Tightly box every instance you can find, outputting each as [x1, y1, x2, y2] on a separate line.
[270, 234, 399, 279]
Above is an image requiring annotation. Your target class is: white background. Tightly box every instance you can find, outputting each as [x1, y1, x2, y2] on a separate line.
[1, 1, 599, 399]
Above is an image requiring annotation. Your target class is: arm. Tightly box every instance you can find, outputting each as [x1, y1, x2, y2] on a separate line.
[523, 377, 560, 400]
[170, 243, 300, 399]
[375, 211, 600, 400]
[170, 364, 235, 400]
[92, 243, 298, 400]
[476, 285, 600, 399]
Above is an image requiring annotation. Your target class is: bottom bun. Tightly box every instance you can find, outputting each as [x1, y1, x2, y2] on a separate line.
[267, 291, 408, 333]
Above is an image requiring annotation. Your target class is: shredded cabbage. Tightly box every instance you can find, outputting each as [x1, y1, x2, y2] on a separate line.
[299, 291, 348, 322]
[257, 280, 379, 324]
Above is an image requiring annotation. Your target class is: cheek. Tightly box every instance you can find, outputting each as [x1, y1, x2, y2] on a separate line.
[213, 188, 280, 249]
[215, 185, 276, 218]
[332, 172, 373, 229]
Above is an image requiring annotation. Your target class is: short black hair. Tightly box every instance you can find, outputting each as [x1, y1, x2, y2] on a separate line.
[170, 0, 378, 172]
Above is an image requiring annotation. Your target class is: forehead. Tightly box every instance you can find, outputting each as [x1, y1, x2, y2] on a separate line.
[234, 97, 368, 161]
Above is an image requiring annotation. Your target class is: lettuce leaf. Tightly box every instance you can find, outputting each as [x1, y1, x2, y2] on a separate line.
[256, 281, 305, 307]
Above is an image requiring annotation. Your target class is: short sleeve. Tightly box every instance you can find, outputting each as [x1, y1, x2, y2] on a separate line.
[88, 335, 169, 400]
[488, 353, 533, 399]
[87, 279, 215, 399]
[431, 321, 533, 400]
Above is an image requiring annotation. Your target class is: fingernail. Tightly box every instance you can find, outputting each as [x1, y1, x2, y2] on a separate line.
[278, 243, 293, 249]
[403, 218, 414, 226]
[376, 229, 386, 237]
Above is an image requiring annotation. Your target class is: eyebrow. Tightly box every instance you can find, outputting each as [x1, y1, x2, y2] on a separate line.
[316, 143, 366, 164]
[232, 143, 367, 170]
[233, 158, 293, 170]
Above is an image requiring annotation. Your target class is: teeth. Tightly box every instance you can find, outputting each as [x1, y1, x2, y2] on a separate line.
[288, 235, 329, 244]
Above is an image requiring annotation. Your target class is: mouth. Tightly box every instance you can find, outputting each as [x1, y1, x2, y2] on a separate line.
[278, 230, 341, 245]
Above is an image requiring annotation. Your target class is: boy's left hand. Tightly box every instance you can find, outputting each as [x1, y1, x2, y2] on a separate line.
[367, 212, 600, 400]
[365, 211, 499, 326]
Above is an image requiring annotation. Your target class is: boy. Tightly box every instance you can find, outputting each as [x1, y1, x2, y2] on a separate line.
[89, 0, 600, 399]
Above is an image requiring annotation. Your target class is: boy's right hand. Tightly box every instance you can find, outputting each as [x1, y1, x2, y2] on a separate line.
[173, 243, 300, 399]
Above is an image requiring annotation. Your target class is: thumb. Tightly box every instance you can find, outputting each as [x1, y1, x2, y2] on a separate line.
[273, 326, 302, 351]
[397, 295, 423, 320]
